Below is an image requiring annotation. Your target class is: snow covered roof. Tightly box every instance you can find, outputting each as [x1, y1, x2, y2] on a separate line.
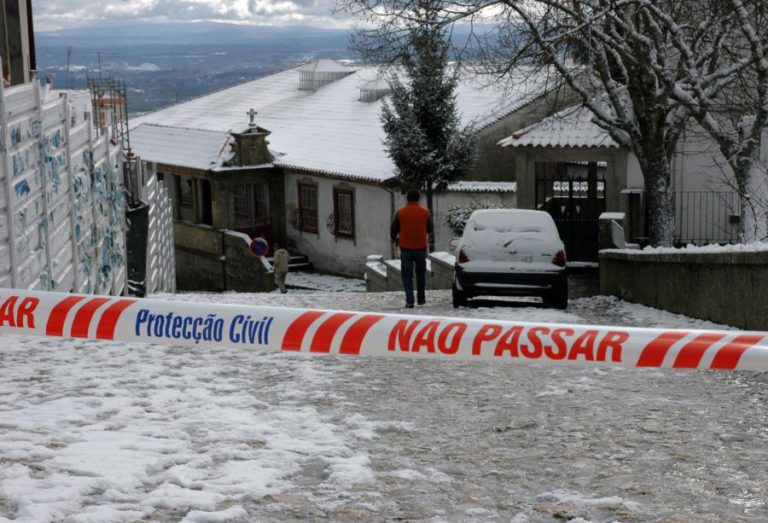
[359, 77, 390, 91]
[131, 61, 553, 183]
[446, 181, 517, 193]
[498, 105, 620, 149]
[130, 123, 234, 170]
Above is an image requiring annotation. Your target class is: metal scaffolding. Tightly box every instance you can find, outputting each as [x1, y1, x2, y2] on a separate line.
[86, 75, 131, 153]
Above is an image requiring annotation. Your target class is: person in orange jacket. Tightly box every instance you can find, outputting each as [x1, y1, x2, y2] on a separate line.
[390, 189, 434, 308]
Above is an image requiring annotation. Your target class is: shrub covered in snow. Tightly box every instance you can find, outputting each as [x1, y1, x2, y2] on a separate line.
[444, 200, 506, 237]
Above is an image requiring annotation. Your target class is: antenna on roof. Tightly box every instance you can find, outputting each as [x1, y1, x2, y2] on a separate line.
[65, 47, 73, 89]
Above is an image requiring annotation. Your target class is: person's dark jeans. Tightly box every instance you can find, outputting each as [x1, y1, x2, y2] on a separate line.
[400, 248, 427, 305]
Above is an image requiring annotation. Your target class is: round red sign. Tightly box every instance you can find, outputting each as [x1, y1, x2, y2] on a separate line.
[249, 237, 269, 257]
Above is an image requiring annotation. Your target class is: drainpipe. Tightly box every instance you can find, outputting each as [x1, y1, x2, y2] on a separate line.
[220, 230, 227, 291]
[383, 185, 396, 259]
[26, 0, 36, 74]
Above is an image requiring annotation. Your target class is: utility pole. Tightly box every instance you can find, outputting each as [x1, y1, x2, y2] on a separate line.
[66, 46, 72, 89]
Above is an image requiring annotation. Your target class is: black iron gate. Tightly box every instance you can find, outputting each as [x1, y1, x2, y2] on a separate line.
[535, 173, 606, 263]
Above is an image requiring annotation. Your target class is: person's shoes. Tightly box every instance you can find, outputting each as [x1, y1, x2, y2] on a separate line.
[281, 290, 287, 294]
[405, 302, 415, 309]
[417, 300, 426, 305]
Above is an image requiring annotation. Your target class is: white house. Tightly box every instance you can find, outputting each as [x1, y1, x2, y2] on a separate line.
[130, 60, 562, 286]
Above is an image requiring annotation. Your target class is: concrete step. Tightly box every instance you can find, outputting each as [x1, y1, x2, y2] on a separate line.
[286, 255, 312, 270]
[266, 254, 313, 271]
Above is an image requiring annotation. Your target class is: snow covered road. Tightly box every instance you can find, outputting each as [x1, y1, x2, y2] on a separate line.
[0, 287, 766, 522]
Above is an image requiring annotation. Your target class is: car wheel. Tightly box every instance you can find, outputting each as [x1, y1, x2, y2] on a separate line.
[545, 283, 568, 310]
[452, 281, 468, 308]
[553, 286, 568, 310]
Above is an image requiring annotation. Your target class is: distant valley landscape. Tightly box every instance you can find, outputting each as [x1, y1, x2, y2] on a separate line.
[35, 22, 354, 116]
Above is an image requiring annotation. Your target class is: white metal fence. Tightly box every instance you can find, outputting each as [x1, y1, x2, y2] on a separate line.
[145, 171, 176, 295]
[0, 77, 127, 294]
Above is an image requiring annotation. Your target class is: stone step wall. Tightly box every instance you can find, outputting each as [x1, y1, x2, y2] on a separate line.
[600, 249, 768, 330]
[365, 252, 455, 292]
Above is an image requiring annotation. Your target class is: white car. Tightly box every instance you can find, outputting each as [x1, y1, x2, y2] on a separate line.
[452, 209, 568, 309]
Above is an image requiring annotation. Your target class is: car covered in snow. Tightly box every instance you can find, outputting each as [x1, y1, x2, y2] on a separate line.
[452, 209, 568, 309]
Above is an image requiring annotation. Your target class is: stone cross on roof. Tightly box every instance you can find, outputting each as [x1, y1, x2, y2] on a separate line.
[247, 108, 258, 129]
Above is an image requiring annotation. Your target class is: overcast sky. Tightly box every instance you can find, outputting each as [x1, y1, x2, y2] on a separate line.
[32, 0, 349, 31]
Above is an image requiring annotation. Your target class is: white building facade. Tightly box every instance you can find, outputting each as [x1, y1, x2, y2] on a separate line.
[131, 60, 550, 282]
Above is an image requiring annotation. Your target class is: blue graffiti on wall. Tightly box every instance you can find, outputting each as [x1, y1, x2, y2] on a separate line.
[14, 180, 31, 198]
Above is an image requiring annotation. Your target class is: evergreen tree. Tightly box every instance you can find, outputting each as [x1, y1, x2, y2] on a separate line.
[379, 2, 476, 249]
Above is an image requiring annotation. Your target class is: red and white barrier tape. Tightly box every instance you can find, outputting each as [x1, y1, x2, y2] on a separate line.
[0, 289, 767, 371]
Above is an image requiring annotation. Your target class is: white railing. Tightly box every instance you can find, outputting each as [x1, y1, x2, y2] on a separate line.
[145, 172, 176, 295]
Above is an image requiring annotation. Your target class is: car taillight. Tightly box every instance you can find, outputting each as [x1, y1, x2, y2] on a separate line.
[553, 249, 566, 267]
[458, 249, 469, 264]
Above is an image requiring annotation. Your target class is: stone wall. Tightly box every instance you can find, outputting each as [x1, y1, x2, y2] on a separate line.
[223, 231, 274, 293]
[175, 222, 221, 255]
[600, 250, 768, 330]
[429, 252, 455, 290]
[364, 252, 455, 292]
[365, 255, 388, 292]
[175, 223, 273, 292]
[175, 247, 224, 291]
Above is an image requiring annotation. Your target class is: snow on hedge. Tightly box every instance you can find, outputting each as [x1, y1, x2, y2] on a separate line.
[443, 200, 507, 237]
[605, 241, 768, 255]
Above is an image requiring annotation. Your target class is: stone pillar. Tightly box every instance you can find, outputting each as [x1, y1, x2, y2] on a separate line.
[599, 212, 626, 249]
